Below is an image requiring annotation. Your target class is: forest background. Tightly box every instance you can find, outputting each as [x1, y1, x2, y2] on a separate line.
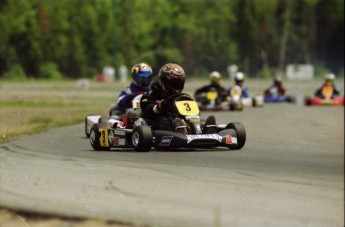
[0, 0, 343, 80]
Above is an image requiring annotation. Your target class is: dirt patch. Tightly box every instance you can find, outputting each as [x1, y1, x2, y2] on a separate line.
[0, 208, 144, 227]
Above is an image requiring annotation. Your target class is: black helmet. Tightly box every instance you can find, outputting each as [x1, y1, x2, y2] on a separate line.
[159, 63, 185, 95]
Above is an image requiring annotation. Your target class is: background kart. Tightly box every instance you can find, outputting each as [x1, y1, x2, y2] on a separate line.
[89, 93, 246, 152]
[196, 85, 263, 111]
[264, 87, 296, 103]
[304, 84, 344, 106]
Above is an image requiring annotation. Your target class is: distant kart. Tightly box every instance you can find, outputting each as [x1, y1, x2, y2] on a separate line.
[264, 87, 296, 103]
[88, 93, 246, 152]
[304, 84, 344, 106]
[196, 86, 263, 111]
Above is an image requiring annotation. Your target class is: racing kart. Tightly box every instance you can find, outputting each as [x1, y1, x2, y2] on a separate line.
[195, 86, 263, 111]
[89, 93, 246, 152]
[263, 87, 296, 103]
[84, 94, 143, 138]
[304, 84, 344, 106]
[229, 85, 264, 108]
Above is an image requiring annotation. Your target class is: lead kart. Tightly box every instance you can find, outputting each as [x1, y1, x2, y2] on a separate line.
[304, 84, 344, 106]
[89, 93, 246, 152]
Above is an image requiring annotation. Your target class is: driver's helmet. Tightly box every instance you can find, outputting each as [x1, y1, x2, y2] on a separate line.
[131, 63, 153, 88]
[235, 72, 245, 86]
[324, 73, 335, 84]
[274, 75, 282, 86]
[159, 63, 185, 96]
[209, 71, 221, 85]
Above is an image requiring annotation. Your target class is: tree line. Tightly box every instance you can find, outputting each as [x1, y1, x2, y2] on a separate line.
[0, 0, 343, 79]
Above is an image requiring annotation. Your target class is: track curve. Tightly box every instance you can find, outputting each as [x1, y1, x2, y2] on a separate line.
[0, 104, 343, 227]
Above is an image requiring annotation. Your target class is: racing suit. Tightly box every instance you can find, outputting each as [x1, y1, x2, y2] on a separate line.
[263, 84, 288, 102]
[140, 80, 175, 131]
[115, 82, 149, 114]
[314, 83, 340, 99]
[228, 85, 250, 98]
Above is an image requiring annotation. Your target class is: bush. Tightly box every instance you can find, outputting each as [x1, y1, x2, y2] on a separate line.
[259, 64, 272, 79]
[39, 62, 63, 80]
[3, 64, 27, 81]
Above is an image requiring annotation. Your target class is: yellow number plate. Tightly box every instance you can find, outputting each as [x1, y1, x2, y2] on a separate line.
[321, 86, 333, 99]
[99, 129, 109, 147]
[175, 101, 200, 116]
[206, 91, 218, 100]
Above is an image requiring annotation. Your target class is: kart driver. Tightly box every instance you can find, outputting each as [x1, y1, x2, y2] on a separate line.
[109, 63, 153, 115]
[228, 72, 250, 98]
[194, 71, 228, 105]
[264, 75, 286, 97]
[314, 73, 341, 99]
[140, 63, 187, 132]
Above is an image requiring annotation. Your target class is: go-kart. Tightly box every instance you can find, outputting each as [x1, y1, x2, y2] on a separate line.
[229, 85, 264, 108]
[89, 93, 246, 152]
[263, 87, 296, 103]
[195, 86, 263, 111]
[304, 84, 344, 106]
[84, 94, 143, 138]
[195, 87, 233, 111]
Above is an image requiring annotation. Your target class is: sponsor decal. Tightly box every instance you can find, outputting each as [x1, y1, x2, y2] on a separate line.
[232, 137, 238, 144]
[187, 134, 222, 144]
[225, 135, 232, 144]
[113, 137, 120, 146]
[108, 131, 114, 142]
[118, 139, 126, 146]
[113, 137, 126, 146]
[159, 136, 173, 146]
[114, 129, 126, 136]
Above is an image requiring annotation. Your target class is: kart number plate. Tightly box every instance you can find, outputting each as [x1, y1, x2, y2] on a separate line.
[207, 91, 218, 100]
[99, 129, 109, 147]
[321, 85, 333, 99]
[175, 101, 200, 116]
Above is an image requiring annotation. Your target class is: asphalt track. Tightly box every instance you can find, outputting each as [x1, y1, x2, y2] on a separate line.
[0, 104, 343, 227]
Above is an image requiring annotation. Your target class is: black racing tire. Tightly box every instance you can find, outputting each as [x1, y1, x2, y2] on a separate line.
[90, 123, 111, 151]
[252, 97, 256, 107]
[226, 122, 246, 150]
[131, 125, 152, 152]
[304, 96, 311, 106]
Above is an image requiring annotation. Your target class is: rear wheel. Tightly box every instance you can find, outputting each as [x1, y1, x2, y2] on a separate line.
[90, 123, 110, 151]
[226, 122, 246, 149]
[132, 125, 152, 152]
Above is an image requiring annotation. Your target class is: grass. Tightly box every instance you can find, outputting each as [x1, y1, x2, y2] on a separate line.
[0, 80, 115, 142]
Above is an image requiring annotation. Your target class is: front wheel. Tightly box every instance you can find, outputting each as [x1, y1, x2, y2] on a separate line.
[226, 122, 246, 149]
[132, 125, 152, 152]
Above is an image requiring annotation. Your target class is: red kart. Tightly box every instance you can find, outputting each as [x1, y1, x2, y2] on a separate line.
[305, 84, 344, 106]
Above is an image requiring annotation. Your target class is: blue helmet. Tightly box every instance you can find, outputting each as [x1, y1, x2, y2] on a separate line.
[131, 63, 153, 88]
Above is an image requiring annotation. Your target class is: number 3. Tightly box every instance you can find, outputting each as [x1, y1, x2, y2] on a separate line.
[184, 103, 191, 111]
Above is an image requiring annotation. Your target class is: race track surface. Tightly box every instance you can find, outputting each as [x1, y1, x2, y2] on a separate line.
[0, 104, 343, 227]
